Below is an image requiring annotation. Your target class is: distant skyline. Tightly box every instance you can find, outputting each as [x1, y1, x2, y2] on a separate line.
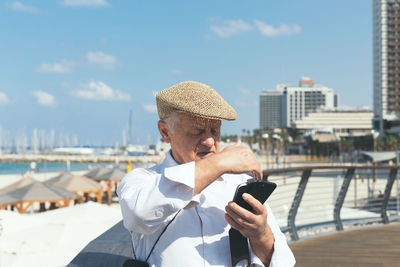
[1, 0, 372, 146]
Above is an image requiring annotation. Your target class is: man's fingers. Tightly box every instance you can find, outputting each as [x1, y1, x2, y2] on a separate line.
[250, 170, 263, 180]
[243, 193, 265, 215]
[226, 201, 256, 224]
[225, 213, 244, 231]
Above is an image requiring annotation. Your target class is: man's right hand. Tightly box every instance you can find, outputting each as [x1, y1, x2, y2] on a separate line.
[217, 140, 263, 180]
[194, 140, 262, 195]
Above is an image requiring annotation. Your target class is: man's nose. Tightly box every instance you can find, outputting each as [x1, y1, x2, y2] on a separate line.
[201, 135, 216, 147]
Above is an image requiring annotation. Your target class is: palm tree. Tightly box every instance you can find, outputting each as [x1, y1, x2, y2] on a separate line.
[385, 135, 398, 150]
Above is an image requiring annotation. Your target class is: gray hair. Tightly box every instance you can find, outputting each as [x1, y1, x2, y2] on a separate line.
[162, 113, 181, 133]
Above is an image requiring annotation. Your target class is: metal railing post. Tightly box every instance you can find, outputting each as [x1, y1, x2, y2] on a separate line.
[381, 168, 397, 224]
[287, 169, 312, 241]
[333, 168, 355, 231]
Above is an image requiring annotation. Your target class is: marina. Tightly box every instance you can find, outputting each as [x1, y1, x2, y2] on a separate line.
[0, 153, 163, 164]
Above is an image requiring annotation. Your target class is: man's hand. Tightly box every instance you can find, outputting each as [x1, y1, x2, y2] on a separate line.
[218, 140, 263, 180]
[194, 141, 262, 195]
[225, 193, 274, 265]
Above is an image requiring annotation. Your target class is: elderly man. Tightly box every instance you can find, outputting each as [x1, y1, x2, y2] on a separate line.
[118, 81, 295, 267]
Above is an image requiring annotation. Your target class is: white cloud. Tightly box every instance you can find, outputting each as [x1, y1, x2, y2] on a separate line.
[62, 0, 109, 7]
[37, 62, 72, 73]
[71, 81, 130, 101]
[254, 20, 301, 37]
[171, 69, 184, 75]
[32, 90, 56, 107]
[210, 19, 253, 38]
[152, 91, 158, 97]
[86, 51, 118, 70]
[7, 1, 38, 13]
[142, 104, 157, 113]
[0, 92, 11, 105]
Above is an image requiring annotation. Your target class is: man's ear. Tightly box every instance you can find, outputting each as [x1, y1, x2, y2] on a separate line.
[158, 120, 171, 143]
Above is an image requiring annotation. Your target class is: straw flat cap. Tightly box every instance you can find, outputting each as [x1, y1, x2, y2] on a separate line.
[156, 81, 237, 121]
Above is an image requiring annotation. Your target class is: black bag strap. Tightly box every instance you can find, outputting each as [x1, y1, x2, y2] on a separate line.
[229, 228, 250, 267]
[131, 210, 181, 262]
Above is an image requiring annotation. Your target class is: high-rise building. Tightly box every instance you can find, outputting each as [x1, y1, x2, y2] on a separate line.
[259, 78, 338, 129]
[373, 0, 400, 133]
[259, 89, 283, 129]
[281, 77, 338, 127]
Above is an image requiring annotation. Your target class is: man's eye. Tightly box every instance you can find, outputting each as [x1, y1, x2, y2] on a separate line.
[211, 128, 220, 135]
[190, 130, 202, 136]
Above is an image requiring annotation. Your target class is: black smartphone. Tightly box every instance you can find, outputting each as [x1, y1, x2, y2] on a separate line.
[233, 179, 277, 212]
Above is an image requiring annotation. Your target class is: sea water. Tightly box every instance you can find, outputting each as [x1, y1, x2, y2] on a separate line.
[0, 162, 109, 175]
[0, 161, 154, 175]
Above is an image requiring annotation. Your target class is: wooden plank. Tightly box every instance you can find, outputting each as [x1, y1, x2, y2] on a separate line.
[290, 224, 400, 267]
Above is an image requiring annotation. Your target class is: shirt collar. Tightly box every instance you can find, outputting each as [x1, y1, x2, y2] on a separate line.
[161, 150, 179, 168]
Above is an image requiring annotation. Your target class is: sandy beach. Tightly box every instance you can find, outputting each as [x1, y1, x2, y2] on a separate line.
[0, 171, 123, 267]
[0, 202, 122, 267]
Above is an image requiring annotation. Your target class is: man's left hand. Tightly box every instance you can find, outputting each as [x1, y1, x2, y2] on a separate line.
[225, 193, 274, 265]
[225, 193, 271, 239]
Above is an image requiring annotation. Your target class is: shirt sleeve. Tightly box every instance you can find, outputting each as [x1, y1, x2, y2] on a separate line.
[248, 202, 296, 267]
[117, 162, 199, 235]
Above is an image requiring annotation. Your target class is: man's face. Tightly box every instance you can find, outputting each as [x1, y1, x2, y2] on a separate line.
[158, 113, 221, 164]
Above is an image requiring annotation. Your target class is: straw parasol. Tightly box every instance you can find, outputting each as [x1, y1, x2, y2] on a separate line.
[94, 167, 126, 181]
[0, 176, 36, 194]
[85, 167, 126, 205]
[84, 167, 111, 180]
[0, 194, 18, 209]
[45, 172, 103, 203]
[1, 180, 78, 214]
[0, 176, 36, 210]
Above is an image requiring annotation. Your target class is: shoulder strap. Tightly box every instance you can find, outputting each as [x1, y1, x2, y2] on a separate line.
[229, 228, 250, 266]
[131, 210, 181, 261]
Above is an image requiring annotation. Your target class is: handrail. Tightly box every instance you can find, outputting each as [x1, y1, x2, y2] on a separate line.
[68, 163, 400, 266]
[263, 164, 400, 177]
[263, 164, 400, 241]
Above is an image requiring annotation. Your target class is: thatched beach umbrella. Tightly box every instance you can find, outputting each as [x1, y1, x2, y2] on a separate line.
[85, 167, 126, 205]
[0, 176, 36, 194]
[0, 176, 36, 211]
[84, 167, 111, 180]
[2, 180, 77, 214]
[94, 167, 126, 181]
[0, 194, 18, 209]
[45, 172, 103, 203]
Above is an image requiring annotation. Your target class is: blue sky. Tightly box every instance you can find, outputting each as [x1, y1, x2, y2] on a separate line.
[0, 0, 372, 146]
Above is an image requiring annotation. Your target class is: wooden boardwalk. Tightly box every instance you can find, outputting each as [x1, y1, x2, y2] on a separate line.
[68, 220, 400, 267]
[290, 223, 400, 267]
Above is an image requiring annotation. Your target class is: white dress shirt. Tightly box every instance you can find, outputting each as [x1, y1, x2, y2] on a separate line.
[118, 151, 295, 267]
